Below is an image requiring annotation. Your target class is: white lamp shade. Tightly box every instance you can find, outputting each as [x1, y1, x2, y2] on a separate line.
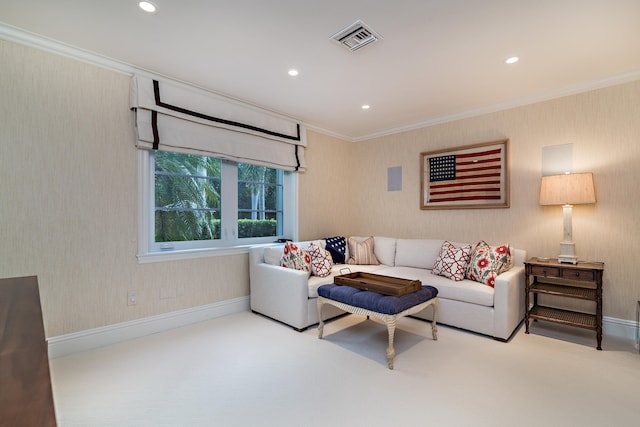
[539, 172, 596, 206]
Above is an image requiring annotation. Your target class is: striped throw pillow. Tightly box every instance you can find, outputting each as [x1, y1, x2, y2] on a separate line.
[347, 237, 379, 265]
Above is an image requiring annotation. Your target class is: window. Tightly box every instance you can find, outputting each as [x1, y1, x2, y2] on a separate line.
[237, 163, 284, 238]
[138, 150, 296, 261]
[154, 151, 222, 243]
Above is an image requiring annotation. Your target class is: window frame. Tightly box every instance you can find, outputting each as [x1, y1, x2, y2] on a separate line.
[137, 151, 297, 263]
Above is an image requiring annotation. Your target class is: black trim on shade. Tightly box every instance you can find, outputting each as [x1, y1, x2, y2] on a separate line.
[151, 110, 159, 150]
[152, 80, 301, 142]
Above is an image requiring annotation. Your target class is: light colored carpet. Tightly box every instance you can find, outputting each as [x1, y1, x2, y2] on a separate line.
[50, 311, 639, 427]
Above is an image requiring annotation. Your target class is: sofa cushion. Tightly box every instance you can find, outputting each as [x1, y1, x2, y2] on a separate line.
[432, 241, 472, 281]
[324, 236, 347, 264]
[280, 241, 311, 275]
[307, 242, 333, 277]
[395, 239, 444, 269]
[317, 283, 438, 315]
[466, 241, 511, 288]
[375, 266, 495, 307]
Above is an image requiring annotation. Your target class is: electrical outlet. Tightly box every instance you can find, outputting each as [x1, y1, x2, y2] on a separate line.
[127, 291, 137, 306]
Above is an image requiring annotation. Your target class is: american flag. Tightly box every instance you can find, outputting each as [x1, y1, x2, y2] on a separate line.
[427, 146, 504, 204]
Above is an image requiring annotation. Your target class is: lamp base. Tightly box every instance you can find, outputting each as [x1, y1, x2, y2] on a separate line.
[558, 254, 578, 264]
[558, 241, 578, 264]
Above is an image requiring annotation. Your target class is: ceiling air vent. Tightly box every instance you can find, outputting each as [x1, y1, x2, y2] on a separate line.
[330, 20, 382, 52]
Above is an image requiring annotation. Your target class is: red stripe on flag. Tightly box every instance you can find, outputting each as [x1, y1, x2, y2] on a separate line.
[429, 195, 502, 202]
[430, 179, 501, 190]
[455, 148, 501, 159]
[430, 187, 501, 196]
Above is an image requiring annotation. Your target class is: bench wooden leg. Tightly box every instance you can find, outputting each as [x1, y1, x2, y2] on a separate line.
[317, 298, 325, 339]
[385, 316, 397, 370]
[431, 298, 439, 340]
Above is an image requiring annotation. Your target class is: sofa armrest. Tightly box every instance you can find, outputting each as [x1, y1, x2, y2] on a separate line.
[249, 261, 311, 330]
[492, 265, 526, 340]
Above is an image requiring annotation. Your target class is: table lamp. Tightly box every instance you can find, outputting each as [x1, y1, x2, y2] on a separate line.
[539, 172, 596, 264]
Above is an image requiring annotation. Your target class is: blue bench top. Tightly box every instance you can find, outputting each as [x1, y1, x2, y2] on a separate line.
[317, 284, 438, 315]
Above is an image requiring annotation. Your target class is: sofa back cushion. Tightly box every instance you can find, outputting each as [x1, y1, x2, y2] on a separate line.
[264, 246, 283, 265]
[510, 248, 526, 266]
[394, 239, 444, 269]
[373, 236, 396, 266]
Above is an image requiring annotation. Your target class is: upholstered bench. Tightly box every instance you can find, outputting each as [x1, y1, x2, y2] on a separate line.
[317, 284, 439, 369]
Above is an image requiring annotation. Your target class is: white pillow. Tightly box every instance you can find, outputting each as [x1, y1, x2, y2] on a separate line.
[373, 236, 396, 266]
[264, 247, 283, 266]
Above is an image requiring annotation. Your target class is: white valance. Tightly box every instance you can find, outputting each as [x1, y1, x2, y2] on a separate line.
[130, 75, 306, 171]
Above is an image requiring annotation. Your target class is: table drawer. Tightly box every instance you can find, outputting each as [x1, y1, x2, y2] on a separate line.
[562, 269, 595, 282]
[530, 266, 560, 277]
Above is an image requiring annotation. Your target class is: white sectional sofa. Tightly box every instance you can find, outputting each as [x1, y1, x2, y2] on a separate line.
[249, 236, 527, 341]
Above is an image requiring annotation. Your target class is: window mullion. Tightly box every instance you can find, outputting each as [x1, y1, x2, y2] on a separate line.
[221, 160, 238, 243]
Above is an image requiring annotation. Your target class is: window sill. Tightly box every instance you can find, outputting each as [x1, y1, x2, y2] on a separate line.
[137, 245, 252, 264]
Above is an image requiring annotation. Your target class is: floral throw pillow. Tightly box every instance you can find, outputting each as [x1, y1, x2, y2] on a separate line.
[307, 242, 333, 277]
[465, 241, 511, 287]
[280, 241, 311, 275]
[324, 236, 347, 264]
[432, 241, 472, 281]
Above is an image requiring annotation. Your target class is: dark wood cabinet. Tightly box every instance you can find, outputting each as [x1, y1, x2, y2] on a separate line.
[0, 276, 57, 426]
[524, 259, 604, 350]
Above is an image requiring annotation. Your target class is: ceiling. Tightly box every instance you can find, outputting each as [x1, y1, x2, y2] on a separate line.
[1, 0, 640, 141]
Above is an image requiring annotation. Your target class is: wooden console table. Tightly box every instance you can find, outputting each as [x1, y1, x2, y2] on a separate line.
[0, 276, 57, 426]
[524, 259, 604, 350]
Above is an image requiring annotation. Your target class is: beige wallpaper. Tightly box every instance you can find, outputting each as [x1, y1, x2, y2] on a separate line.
[2, 39, 639, 340]
[298, 130, 356, 240]
[345, 81, 640, 321]
[1, 41, 249, 337]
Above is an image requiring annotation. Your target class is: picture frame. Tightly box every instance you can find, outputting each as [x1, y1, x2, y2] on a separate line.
[420, 139, 510, 210]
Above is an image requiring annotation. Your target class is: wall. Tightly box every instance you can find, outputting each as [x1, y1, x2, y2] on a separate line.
[0, 41, 250, 338]
[348, 81, 640, 321]
[298, 130, 355, 240]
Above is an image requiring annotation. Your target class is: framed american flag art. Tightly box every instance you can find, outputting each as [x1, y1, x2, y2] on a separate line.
[420, 139, 510, 210]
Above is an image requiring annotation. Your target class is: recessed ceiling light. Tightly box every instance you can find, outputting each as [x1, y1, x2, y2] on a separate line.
[287, 69, 299, 77]
[361, 105, 370, 110]
[505, 56, 519, 64]
[139, 1, 157, 13]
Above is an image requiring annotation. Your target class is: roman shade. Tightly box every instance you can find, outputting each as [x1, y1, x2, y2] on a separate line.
[130, 75, 306, 171]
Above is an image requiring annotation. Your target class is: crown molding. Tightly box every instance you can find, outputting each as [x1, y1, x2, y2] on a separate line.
[353, 70, 640, 142]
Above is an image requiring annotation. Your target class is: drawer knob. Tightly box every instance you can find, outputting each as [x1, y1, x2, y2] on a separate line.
[575, 272, 580, 277]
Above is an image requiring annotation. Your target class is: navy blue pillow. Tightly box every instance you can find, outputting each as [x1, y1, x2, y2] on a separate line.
[324, 236, 346, 264]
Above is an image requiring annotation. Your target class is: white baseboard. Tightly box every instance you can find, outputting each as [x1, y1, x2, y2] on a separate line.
[603, 315, 638, 342]
[47, 296, 250, 359]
